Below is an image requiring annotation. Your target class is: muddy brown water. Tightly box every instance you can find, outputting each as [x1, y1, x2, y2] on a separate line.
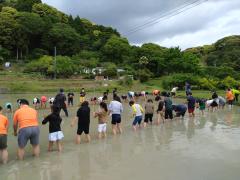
[0, 93, 240, 180]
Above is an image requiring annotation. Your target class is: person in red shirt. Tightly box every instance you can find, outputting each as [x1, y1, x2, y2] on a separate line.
[0, 106, 8, 164]
[13, 99, 40, 160]
[41, 96, 47, 109]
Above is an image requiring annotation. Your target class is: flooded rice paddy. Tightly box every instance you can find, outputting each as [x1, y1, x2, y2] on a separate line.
[0, 93, 240, 180]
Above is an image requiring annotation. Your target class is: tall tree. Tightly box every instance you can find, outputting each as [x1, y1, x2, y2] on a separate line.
[16, 0, 41, 12]
[42, 23, 81, 56]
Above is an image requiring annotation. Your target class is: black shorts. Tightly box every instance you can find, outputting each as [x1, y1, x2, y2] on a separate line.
[0, 134, 7, 150]
[165, 109, 173, 119]
[77, 123, 90, 135]
[111, 114, 121, 125]
[144, 114, 153, 123]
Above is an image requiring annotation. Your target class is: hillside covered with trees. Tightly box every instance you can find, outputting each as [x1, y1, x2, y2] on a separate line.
[0, 0, 240, 90]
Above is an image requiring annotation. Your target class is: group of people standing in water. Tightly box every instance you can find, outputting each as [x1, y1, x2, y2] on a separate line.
[0, 85, 238, 164]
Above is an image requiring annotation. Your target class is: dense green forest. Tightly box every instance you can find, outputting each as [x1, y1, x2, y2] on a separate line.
[0, 0, 240, 90]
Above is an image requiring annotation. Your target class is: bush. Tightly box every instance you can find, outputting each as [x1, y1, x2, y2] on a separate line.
[102, 63, 117, 78]
[218, 76, 240, 89]
[24, 55, 75, 78]
[162, 73, 200, 90]
[198, 78, 217, 90]
[118, 76, 133, 86]
[138, 69, 151, 83]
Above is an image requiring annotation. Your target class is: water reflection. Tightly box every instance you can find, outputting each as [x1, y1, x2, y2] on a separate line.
[1, 95, 240, 179]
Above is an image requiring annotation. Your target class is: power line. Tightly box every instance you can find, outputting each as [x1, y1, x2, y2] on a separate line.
[123, 0, 199, 34]
[123, 0, 208, 36]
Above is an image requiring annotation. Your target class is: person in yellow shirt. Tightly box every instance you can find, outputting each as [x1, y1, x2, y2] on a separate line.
[231, 88, 240, 102]
[80, 88, 86, 104]
[0, 106, 9, 164]
[129, 101, 144, 131]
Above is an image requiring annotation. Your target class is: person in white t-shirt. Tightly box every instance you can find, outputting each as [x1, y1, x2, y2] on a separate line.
[108, 96, 123, 135]
[171, 87, 178, 97]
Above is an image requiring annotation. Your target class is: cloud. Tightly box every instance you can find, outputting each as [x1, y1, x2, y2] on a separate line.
[42, 0, 240, 49]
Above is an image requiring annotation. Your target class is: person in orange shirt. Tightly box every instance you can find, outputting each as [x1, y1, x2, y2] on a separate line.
[13, 99, 40, 160]
[0, 106, 8, 164]
[153, 90, 160, 96]
[226, 88, 234, 109]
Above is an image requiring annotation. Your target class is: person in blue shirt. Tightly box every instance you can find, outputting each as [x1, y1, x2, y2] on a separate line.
[187, 92, 196, 117]
[172, 104, 187, 118]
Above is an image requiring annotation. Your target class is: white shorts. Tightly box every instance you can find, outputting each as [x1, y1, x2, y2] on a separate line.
[98, 123, 107, 133]
[49, 131, 64, 141]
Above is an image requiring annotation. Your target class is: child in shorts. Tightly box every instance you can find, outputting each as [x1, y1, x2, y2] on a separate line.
[0, 106, 9, 164]
[94, 102, 108, 139]
[144, 99, 154, 127]
[42, 106, 64, 152]
[129, 101, 144, 131]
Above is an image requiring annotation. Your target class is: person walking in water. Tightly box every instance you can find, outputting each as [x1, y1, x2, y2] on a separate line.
[185, 82, 191, 96]
[0, 106, 9, 164]
[42, 106, 64, 152]
[226, 88, 234, 109]
[71, 101, 91, 144]
[187, 92, 196, 117]
[164, 94, 173, 120]
[108, 95, 123, 135]
[94, 102, 108, 139]
[80, 88, 86, 104]
[144, 99, 154, 127]
[129, 101, 144, 131]
[157, 97, 165, 124]
[13, 99, 40, 160]
[53, 88, 68, 117]
[67, 91, 74, 106]
[41, 95, 47, 109]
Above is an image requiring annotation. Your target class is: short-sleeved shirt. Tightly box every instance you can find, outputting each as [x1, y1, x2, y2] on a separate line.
[108, 101, 123, 115]
[132, 104, 144, 116]
[0, 114, 9, 135]
[41, 96, 47, 102]
[226, 91, 234, 101]
[68, 93, 74, 99]
[13, 105, 38, 130]
[53, 93, 67, 108]
[42, 113, 62, 133]
[175, 104, 187, 113]
[164, 97, 173, 110]
[80, 91, 86, 97]
[171, 87, 178, 93]
[187, 96, 196, 109]
[77, 106, 90, 125]
[145, 102, 154, 114]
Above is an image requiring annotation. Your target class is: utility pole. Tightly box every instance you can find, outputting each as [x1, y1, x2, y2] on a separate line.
[54, 46, 57, 79]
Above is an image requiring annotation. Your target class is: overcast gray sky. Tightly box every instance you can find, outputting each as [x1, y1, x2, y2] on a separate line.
[42, 0, 240, 49]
